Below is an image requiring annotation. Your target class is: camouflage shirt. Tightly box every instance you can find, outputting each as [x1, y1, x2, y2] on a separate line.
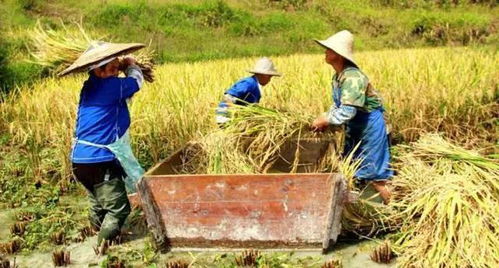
[333, 67, 383, 112]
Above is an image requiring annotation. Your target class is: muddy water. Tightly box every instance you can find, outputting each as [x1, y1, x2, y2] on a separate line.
[1, 233, 395, 267]
[0, 184, 395, 267]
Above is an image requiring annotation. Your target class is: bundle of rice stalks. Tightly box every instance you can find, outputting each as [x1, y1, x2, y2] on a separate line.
[388, 133, 499, 267]
[178, 103, 340, 174]
[165, 259, 189, 268]
[28, 21, 155, 82]
[28, 20, 91, 71]
[337, 146, 394, 236]
[52, 249, 70, 266]
[76, 224, 97, 242]
[197, 132, 255, 174]
[0, 255, 15, 268]
[341, 197, 391, 237]
[9, 221, 27, 236]
[0, 240, 21, 254]
[51, 230, 66, 245]
[370, 240, 394, 264]
[235, 249, 260, 267]
[222, 103, 337, 172]
[321, 259, 342, 268]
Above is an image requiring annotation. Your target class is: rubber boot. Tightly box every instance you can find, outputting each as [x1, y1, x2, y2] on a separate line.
[93, 178, 131, 245]
[87, 191, 106, 231]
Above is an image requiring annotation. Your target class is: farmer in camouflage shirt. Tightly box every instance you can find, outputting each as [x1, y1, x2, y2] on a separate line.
[311, 30, 393, 204]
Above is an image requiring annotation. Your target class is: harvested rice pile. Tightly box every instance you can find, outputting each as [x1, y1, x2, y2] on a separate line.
[388, 134, 499, 267]
[180, 104, 342, 174]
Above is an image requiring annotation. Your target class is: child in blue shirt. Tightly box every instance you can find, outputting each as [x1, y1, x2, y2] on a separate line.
[216, 57, 281, 124]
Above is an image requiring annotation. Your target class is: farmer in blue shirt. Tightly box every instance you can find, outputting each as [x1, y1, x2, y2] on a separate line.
[216, 57, 281, 124]
[311, 31, 393, 204]
[59, 41, 145, 251]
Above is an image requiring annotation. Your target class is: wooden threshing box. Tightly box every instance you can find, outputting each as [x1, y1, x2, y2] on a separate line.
[138, 138, 347, 251]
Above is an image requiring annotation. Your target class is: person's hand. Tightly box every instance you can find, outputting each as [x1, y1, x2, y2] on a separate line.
[119, 56, 137, 71]
[311, 116, 329, 132]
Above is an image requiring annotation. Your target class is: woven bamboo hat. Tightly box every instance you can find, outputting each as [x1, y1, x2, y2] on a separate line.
[58, 41, 145, 77]
[247, 57, 281, 76]
[314, 30, 358, 67]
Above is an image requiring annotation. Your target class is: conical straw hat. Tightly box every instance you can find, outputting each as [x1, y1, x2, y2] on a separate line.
[247, 57, 281, 76]
[58, 41, 145, 77]
[314, 30, 358, 67]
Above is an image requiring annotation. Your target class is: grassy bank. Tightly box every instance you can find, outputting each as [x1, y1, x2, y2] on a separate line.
[0, 0, 497, 92]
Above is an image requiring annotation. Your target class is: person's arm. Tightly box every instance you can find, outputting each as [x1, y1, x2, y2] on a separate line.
[326, 105, 357, 125]
[126, 64, 144, 89]
[312, 70, 366, 132]
[120, 57, 144, 100]
[223, 94, 238, 104]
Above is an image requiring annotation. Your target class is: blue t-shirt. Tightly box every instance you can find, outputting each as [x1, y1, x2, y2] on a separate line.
[216, 76, 261, 120]
[71, 74, 140, 163]
[225, 76, 261, 104]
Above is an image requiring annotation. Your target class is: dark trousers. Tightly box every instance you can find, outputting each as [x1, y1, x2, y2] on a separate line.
[72, 160, 131, 244]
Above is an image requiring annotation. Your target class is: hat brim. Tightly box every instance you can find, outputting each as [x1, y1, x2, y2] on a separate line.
[58, 43, 145, 77]
[314, 39, 358, 67]
[248, 70, 282, 77]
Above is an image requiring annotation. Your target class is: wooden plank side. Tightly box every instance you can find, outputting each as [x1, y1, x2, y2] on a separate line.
[142, 174, 339, 248]
[322, 174, 347, 251]
[137, 177, 170, 251]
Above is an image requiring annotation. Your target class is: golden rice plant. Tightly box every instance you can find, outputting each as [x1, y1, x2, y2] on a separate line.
[388, 133, 499, 267]
[338, 143, 394, 236]
[0, 47, 497, 183]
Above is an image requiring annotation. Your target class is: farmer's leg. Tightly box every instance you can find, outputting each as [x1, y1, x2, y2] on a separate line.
[352, 110, 393, 204]
[72, 162, 110, 230]
[372, 180, 391, 204]
[87, 191, 106, 230]
[94, 162, 131, 244]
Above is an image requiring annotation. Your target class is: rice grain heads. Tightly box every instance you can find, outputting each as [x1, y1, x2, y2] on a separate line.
[389, 134, 499, 267]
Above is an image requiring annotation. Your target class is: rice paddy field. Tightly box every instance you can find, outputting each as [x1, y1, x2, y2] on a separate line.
[0, 45, 498, 267]
[2, 46, 497, 174]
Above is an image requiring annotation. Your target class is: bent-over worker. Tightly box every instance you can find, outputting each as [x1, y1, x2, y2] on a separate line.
[311, 30, 393, 204]
[216, 57, 281, 124]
